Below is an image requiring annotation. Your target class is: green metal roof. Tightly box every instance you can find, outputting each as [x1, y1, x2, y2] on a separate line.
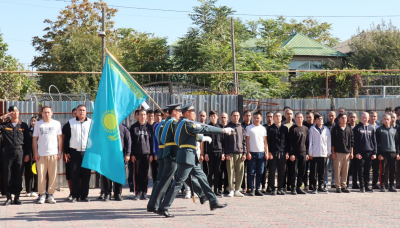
[282, 33, 346, 57]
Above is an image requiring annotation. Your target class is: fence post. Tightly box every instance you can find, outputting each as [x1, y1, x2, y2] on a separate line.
[238, 95, 243, 122]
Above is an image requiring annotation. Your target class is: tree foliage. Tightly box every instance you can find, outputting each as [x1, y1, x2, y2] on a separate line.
[349, 21, 400, 69]
[0, 34, 39, 100]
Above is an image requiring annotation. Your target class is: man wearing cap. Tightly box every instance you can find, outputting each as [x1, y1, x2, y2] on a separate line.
[157, 101, 234, 218]
[0, 106, 30, 205]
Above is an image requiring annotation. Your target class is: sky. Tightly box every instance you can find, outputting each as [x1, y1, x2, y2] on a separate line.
[1, 0, 400, 68]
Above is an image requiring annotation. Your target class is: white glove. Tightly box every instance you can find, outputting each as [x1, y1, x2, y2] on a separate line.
[224, 127, 234, 135]
[202, 136, 212, 144]
[195, 124, 202, 128]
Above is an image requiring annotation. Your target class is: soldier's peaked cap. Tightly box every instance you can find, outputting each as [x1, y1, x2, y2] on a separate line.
[180, 101, 195, 113]
[166, 103, 182, 111]
[161, 106, 169, 112]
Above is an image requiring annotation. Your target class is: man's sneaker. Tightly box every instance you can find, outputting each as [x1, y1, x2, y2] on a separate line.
[227, 191, 234, 197]
[255, 190, 264, 196]
[389, 186, 398, 192]
[381, 186, 387, 192]
[271, 190, 277, 195]
[277, 190, 286, 195]
[67, 194, 73, 201]
[342, 188, 350, 193]
[37, 194, 46, 204]
[26, 193, 32, 197]
[184, 190, 191, 199]
[296, 188, 307, 194]
[46, 194, 56, 204]
[141, 193, 149, 200]
[31, 192, 38, 197]
[129, 192, 135, 199]
[234, 190, 244, 197]
[291, 189, 297, 195]
[318, 188, 328, 194]
[336, 188, 342, 193]
[248, 190, 255, 196]
[311, 189, 318, 194]
[133, 193, 140, 200]
[365, 187, 374, 193]
[360, 187, 366, 193]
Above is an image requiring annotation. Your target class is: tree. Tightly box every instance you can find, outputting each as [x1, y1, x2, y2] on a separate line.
[349, 21, 400, 69]
[117, 28, 170, 84]
[0, 34, 39, 100]
[31, 0, 119, 95]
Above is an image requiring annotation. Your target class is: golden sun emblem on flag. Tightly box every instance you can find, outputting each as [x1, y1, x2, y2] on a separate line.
[101, 110, 119, 141]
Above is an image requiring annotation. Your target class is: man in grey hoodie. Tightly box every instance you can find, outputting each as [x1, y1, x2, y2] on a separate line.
[376, 114, 399, 192]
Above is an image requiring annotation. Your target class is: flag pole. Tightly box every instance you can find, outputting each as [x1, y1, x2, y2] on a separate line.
[105, 49, 166, 115]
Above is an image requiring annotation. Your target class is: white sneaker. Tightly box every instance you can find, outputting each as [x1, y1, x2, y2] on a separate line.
[234, 190, 244, 197]
[37, 194, 46, 204]
[46, 194, 56, 204]
[31, 192, 38, 197]
[184, 190, 191, 199]
[129, 192, 135, 199]
[228, 190, 234, 197]
[26, 193, 32, 197]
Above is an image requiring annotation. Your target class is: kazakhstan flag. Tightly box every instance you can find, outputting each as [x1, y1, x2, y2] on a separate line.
[82, 53, 148, 185]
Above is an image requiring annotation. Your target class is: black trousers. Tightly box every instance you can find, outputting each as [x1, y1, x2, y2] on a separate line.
[101, 175, 122, 196]
[268, 151, 286, 190]
[218, 160, 229, 192]
[128, 160, 135, 192]
[207, 152, 222, 192]
[381, 153, 396, 187]
[134, 154, 150, 193]
[357, 151, 373, 188]
[151, 159, 158, 184]
[310, 157, 326, 189]
[304, 160, 310, 187]
[262, 159, 268, 189]
[372, 158, 380, 186]
[347, 158, 359, 187]
[2, 148, 24, 195]
[70, 149, 92, 199]
[202, 160, 209, 176]
[24, 158, 37, 193]
[289, 153, 307, 189]
[241, 160, 247, 190]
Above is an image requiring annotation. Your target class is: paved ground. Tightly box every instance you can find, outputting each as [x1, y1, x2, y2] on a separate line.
[1, 184, 400, 227]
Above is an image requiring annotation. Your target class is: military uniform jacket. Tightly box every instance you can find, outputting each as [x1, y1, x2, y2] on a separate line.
[155, 119, 166, 159]
[175, 117, 223, 165]
[0, 121, 30, 156]
[161, 117, 179, 159]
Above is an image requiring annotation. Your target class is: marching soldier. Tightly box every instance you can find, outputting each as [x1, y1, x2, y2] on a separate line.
[157, 101, 234, 218]
[0, 106, 30, 205]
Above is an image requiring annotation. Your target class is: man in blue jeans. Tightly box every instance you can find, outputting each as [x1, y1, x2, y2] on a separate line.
[245, 112, 269, 196]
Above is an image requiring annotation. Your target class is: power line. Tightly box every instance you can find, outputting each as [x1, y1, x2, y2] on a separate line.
[6, 0, 400, 18]
[0, 0, 61, 9]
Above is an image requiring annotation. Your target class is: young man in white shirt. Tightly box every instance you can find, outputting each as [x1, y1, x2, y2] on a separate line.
[308, 114, 331, 194]
[33, 106, 63, 204]
[245, 112, 269, 196]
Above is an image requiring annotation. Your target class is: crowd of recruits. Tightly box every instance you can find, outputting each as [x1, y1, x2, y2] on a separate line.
[1, 103, 399, 209]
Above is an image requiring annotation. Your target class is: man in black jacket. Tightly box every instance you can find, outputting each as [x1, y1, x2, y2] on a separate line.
[0, 106, 30, 205]
[267, 112, 289, 195]
[331, 113, 354, 193]
[353, 112, 377, 193]
[130, 109, 154, 200]
[102, 124, 131, 201]
[204, 110, 224, 196]
[288, 113, 309, 195]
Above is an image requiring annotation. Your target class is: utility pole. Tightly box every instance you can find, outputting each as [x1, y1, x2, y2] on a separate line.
[231, 17, 237, 94]
[99, 6, 106, 69]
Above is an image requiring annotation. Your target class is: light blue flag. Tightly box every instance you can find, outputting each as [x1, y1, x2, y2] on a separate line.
[82, 54, 148, 185]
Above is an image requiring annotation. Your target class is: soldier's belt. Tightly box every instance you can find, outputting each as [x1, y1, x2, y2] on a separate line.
[165, 142, 177, 147]
[159, 145, 165, 149]
[179, 144, 197, 150]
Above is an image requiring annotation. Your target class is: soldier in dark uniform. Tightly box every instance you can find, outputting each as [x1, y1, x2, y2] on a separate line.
[147, 104, 206, 213]
[157, 101, 234, 218]
[147, 107, 169, 211]
[0, 106, 30, 205]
